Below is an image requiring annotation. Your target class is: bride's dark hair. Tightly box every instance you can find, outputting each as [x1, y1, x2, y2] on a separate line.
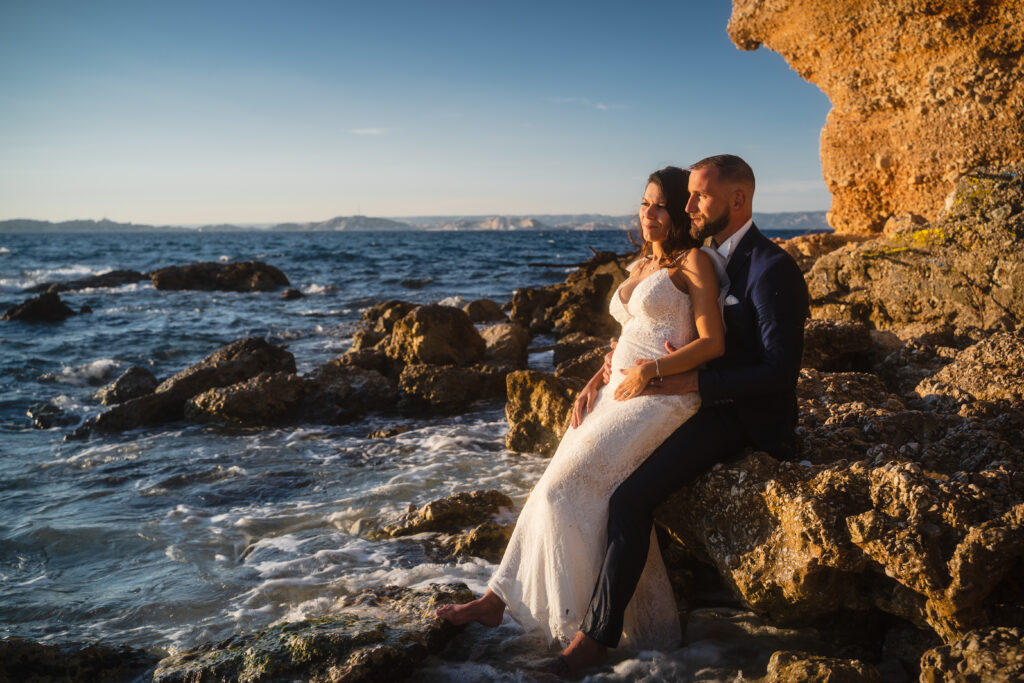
[640, 166, 698, 262]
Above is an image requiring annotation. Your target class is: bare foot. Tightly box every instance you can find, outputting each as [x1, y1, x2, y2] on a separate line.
[558, 631, 607, 675]
[434, 589, 505, 627]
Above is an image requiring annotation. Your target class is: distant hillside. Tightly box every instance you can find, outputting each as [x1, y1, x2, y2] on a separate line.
[0, 218, 189, 234]
[272, 215, 413, 231]
[1, 211, 831, 234]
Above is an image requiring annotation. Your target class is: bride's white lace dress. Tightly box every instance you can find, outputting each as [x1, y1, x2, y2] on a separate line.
[489, 258, 708, 650]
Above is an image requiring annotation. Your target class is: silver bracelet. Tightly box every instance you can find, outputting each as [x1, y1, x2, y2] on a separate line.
[655, 359, 661, 378]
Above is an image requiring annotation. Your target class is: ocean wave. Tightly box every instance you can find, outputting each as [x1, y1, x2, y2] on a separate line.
[39, 359, 121, 386]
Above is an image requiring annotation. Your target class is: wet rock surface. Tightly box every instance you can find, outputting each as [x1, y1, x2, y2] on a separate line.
[83, 337, 296, 432]
[761, 650, 881, 683]
[149, 260, 290, 292]
[0, 637, 158, 683]
[151, 583, 473, 683]
[23, 269, 148, 294]
[3, 291, 76, 322]
[95, 365, 159, 405]
[384, 304, 485, 366]
[382, 490, 514, 537]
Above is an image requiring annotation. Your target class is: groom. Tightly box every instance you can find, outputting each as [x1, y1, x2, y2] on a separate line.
[557, 154, 810, 672]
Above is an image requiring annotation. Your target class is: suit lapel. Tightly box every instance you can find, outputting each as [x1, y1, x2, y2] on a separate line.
[725, 224, 762, 291]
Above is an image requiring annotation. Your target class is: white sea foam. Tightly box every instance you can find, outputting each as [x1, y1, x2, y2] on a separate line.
[0, 246, 11, 255]
[302, 283, 335, 295]
[41, 359, 120, 386]
[437, 295, 467, 308]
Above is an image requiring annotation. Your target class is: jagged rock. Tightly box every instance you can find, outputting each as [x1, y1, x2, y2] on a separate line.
[385, 304, 485, 366]
[85, 338, 295, 432]
[26, 402, 77, 429]
[435, 521, 515, 564]
[801, 319, 875, 372]
[362, 300, 417, 334]
[463, 298, 507, 322]
[509, 250, 631, 337]
[729, 2, 1024, 234]
[915, 333, 1024, 403]
[805, 168, 1024, 332]
[367, 425, 408, 439]
[656, 452, 1024, 644]
[774, 233, 872, 272]
[554, 346, 606, 384]
[185, 371, 312, 425]
[552, 333, 608, 368]
[762, 650, 881, 683]
[479, 322, 529, 367]
[397, 363, 506, 413]
[304, 363, 400, 423]
[24, 269, 147, 294]
[351, 328, 387, 352]
[0, 638, 158, 683]
[95, 365, 158, 405]
[3, 291, 76, 322]
[918, 627, 1024, 682]
[382, 490, 514, 537]
[152, 584, 473, 683]
[504, 370, 576, 456]
[279, 287, 304, 300]
[148, 261, 290, 292]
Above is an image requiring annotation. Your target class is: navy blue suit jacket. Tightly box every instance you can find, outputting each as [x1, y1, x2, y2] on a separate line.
[697, 225, 809, 456]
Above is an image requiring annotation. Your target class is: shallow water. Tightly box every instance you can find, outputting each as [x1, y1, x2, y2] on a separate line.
[1, 229, 830, 680]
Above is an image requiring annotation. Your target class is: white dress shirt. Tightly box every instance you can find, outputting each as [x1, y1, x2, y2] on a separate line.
[715, 218, 754, 264]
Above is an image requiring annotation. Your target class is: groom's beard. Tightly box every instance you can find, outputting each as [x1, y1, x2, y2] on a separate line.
[690, 207, 730, 243]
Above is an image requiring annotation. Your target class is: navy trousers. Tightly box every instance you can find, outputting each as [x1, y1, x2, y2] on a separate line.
[579, 405, 747, 648]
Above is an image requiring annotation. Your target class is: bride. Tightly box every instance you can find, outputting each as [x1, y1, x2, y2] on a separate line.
[437, 166, 725, 653]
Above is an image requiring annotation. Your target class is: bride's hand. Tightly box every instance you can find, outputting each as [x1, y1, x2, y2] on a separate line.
[571, 381, 600, 428]
[614, 362, 655, 401]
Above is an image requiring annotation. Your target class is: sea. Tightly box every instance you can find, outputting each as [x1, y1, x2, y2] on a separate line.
[0, 229, 831, 682]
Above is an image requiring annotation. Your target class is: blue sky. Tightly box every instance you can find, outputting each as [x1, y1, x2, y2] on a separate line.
[0, 1, 832, 224]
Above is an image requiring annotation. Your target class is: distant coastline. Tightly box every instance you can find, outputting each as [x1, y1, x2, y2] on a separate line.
[0, 211, 831, 234]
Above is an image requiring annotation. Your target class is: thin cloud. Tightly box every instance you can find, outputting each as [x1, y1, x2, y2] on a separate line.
[549, 97, 623, 111]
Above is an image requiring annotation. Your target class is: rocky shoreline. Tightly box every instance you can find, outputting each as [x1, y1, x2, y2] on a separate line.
[3, 168, 1023, 681]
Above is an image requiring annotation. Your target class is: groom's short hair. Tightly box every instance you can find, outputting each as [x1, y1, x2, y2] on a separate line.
[690, 155, 755, 193]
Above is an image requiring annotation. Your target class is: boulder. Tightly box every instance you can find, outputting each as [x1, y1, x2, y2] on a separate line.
[479, 322, 530, 367]
[86, 338, 295, 432]
[304, 364, 400, 423]
[24, 269, 147, 294]
[509, 250, 632, 337]
[504, 370, 577, 456]
[435, 521, 515, 564]
[774, 233, 871, 273]
[95, 365, 159, 405]
[397, 363, 507, 413]
[185, 371, 312, 426]
[554, 346, 606, 384]
[361, 300, 417, 334]
[915, 333, 1024, 403]
[805, 168, 1024, 332]
[0, 638, 158, 683]
[918, 627, 1024, 682]
[763, 650, 881, 683]
[552, 333, 608, 368]
[279, 287, 304, 300]
[382, 490, 514, 537]
[729, 1, 1024, 234]
[385, 304, 485, 366]
[463, 298, 507, 322]
[152, 584, 473, 683]
[2, 291, 76, 322]
[26, 403, 78, 429]
[148, 261, 290, 292]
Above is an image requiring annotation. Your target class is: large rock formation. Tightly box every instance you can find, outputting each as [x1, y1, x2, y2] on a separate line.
[806, 167, 1024, 333]
[2, 291, 76, 322]
[729, 0, 1024, 234]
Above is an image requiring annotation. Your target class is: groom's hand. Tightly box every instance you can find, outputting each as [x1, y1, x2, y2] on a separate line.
[601, 340, 617, 384]
[640, 370, 698, 396]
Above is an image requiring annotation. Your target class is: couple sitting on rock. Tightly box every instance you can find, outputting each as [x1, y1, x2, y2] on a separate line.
[438, 154, 810, 676]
